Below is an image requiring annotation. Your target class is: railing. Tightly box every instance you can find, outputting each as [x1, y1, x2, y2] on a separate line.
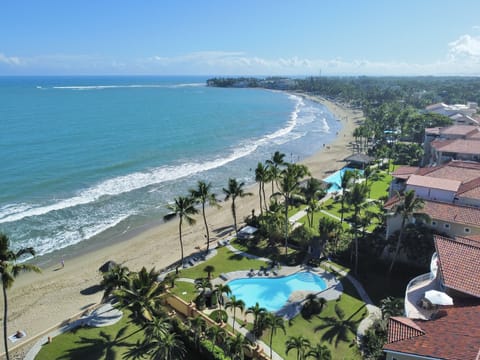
[404, 272, 432, 317]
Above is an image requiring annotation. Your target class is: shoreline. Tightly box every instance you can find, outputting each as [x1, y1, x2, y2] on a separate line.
[4, 94, 363, 354]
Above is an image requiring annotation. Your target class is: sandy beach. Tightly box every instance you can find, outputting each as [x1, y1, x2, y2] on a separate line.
[3, 95, 363, 355]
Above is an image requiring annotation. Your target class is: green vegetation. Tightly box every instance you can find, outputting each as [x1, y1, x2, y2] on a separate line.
[36, 312, 143, 360]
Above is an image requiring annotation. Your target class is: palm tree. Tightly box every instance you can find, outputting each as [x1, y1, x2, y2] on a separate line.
[388, 189, 427, 274]
[318, 217, 339, 255]
[207, 325, 226, 352]
[264, 312, 286, 359]
[164, 195, 198, 267]
[0, 233, 40, 360]
[286, 335, 311, 360]
[187, 316, 206, 350]
[203, 265, 215, 280]
[339, 170, 354, 224]
[223, 178, 253, 236]
[363, 166, 381, 198]
[100, 263, 130, 301]
[346, 182, 368, 275]
[113, 267, 165, 326]
[227, 333, 249, 360]
[246, 302, 267, 340]
[225, 295, 245, 333]
[274, 163, 310, 256]
[306, 343, 332, 360]
[315, 304, 361, 348]
[266, 151, 286, 193]
[214, 283, 231, 311]
[190, 181, 220, 253]
[380, 296, 404, 320]
[303, 177, 325, 228]
[195, 278, 212, 308]
[255, 162, 269, 215]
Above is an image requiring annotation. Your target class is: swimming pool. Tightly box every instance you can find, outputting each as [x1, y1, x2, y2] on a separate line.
[323, 167, 364, 192]
[228, 271, 327, 312]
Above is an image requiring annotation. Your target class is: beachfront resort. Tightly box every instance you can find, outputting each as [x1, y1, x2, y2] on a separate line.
[2, 77, 480, 360]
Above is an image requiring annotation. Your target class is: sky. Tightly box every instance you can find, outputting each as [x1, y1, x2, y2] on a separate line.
[1, 0, 480, 76]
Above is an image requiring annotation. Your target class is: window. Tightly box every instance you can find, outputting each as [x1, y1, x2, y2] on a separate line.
[444, 223, 450, 229]
[464, 227, 471, 234]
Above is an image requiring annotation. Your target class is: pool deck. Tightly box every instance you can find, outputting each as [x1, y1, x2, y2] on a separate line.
[209, 244, 343, 320]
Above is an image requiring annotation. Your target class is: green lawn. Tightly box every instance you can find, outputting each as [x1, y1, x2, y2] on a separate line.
[35, 312, 143, 360]
[178, 246, 267, 280]
[169, 280, 197, 303]
[261, 275, 365, 360]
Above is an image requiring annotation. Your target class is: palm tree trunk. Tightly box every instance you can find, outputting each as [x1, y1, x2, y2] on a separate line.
[231, 199, 238, 236]
[179, 219, 184, 267]
[269, 331, 274, 359]
[258, 186, 263, 216]
[262, 183, 267, 213]
[232, 308, 236, 332]
[353, 207, 360, 275]
[202, 203, 210, 253]
[389, 217, 407, 275]
[284, 197, 289, 257]
[3, 285, 10, 360]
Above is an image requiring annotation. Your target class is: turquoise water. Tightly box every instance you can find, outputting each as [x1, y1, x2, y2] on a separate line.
[228, 271, 327, 311]
[0, 76, 341, 258]
[323, 167, 363, 192]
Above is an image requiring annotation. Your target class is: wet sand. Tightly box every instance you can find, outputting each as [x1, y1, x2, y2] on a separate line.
[3, 94, 363, 354]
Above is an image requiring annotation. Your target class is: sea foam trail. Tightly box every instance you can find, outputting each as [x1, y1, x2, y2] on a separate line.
[0, 95, 303, 225]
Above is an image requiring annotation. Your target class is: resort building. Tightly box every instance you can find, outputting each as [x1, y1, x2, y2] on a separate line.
[383, 234, 480, 359]
[423, 124, 480, 165]
[425, 102, 479, 125]
[386, 160, 480, 239]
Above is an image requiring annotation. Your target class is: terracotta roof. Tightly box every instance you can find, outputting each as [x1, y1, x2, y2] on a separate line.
[425, 127, 441, 135]
[432, 139, 480, 155]
[387, 317, 425, 343]
[422, 200, 480, 227]
[384, 303, 480, 360]
[407, 174, 461, 192]
[440, 125, 479, 137]
[435, 235, 480, 298]
[458, 177, 480, 200]
[391, 166, 419, 180]
[420, 161, 480, 183]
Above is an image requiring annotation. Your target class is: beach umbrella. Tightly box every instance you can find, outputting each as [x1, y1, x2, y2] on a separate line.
[98, 260, 118, 273]
[424, 290, 453, 306]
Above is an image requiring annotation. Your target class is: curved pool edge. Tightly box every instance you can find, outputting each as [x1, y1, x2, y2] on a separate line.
[216, 267, 343, 318]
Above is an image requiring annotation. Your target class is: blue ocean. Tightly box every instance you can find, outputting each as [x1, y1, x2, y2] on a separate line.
[0, 76, 340, 258]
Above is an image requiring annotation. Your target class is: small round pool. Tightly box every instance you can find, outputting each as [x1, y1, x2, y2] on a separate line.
[228, 271, 327, 312]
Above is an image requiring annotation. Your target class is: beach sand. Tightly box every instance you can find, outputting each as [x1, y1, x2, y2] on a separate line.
[3, 95, 363, 355]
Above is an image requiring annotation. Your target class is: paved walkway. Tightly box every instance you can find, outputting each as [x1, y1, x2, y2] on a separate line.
[24, 302, 123, 360]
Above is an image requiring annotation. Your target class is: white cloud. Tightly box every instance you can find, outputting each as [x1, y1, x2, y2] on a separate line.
[145, 50, 480, 76]
[448, 34, 480, 58]
[0, 53, 22, 65]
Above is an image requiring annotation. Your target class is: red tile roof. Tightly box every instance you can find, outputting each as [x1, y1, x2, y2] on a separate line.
[384, 303, 480, 360]
[391, 166, 420, 180]
[422, 200, 480, 227]
[440, 125, 479, 137]
[432, 138, 480, 155]
[435, 235, 480, 298]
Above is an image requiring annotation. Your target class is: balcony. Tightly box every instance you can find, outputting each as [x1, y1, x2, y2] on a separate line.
[404, 272, 440, 320]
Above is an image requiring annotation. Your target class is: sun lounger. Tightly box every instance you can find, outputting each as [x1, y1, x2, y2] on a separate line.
[8, 330, 26, 343]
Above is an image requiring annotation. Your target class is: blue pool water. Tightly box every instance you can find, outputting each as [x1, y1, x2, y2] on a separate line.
[323, 167, 364, 192]
[228, 271, 327, 312]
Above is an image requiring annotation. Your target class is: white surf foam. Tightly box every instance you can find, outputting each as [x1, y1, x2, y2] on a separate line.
[0, 93, 304, 225]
